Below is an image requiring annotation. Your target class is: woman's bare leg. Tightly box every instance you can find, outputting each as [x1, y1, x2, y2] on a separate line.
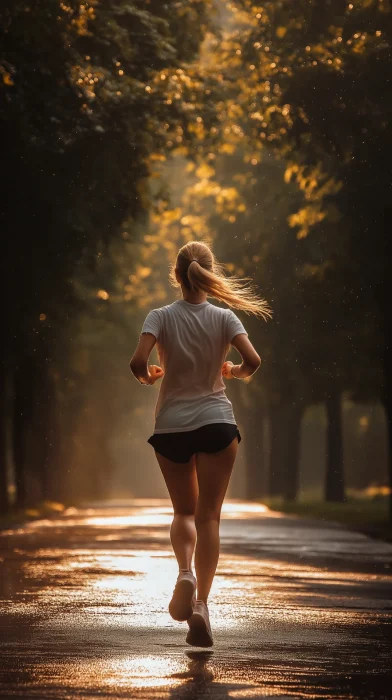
[155, 452, 198, 571]
[194, 438, 238, 602]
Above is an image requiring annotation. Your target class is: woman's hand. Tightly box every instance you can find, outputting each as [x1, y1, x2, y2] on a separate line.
[222, 361, 236, 380]
[148, 364, 165, 384]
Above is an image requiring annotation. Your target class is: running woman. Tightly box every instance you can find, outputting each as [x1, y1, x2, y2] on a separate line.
[129, 240, 271, 647]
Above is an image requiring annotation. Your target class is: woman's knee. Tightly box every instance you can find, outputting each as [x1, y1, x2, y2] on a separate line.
[173, 508, 195, 518]
[195, 508, 221, 528]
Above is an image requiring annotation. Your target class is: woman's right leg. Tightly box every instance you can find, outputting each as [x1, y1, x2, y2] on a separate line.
[155, 451, 198, 571]
[194, 437, 238, 603]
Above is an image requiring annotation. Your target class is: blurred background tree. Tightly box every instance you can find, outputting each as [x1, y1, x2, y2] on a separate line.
[0, 0, 218, 511]
[215, 0, 389, 511]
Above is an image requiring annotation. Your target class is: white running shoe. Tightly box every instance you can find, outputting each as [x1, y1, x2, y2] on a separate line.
[186, 600, 213, 647]
[169, 570, 196, 621]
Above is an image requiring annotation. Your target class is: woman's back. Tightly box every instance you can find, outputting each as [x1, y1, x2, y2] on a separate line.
[141, 299, 248, 433]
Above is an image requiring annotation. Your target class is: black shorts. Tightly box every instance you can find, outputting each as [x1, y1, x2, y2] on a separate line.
[147, 422, 241, 464]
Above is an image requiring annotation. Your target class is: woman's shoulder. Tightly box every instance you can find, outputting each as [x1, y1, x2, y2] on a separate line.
[152, 301, 179, 314]
[149, 300, 230, 316]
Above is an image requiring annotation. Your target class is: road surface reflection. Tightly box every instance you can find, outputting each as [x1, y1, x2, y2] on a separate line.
[0, 499, 391, 699]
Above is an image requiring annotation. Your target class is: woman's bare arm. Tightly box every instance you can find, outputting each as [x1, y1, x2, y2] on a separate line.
[129, 332, 163, 385]
[224, 333, 262, 379]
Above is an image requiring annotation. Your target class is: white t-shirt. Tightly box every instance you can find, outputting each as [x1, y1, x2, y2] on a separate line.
[141, 299, 248, 433]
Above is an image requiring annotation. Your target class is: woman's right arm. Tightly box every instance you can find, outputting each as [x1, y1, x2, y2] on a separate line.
[224, 333, 262, 379]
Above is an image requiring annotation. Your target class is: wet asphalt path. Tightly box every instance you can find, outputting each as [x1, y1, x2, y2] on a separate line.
[0, 500, 391, 699]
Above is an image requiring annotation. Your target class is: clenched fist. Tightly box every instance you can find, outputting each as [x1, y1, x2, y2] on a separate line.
[222, 361, 236, 380]
[148, 365, 165, 384]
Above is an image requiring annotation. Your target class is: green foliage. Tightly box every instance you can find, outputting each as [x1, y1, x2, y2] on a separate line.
[263, 493, 390, 530]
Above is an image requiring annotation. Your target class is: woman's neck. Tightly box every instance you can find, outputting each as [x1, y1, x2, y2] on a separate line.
[181, 291, 208, 304]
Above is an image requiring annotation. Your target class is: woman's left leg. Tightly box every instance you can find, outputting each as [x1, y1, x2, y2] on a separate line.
[155, 451, 199, 570]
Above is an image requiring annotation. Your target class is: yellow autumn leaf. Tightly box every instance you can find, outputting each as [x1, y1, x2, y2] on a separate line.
[195, 163, 215, 180]
[2, 71, 14, 86]
[138, 266, 152, 279]
[219, 143, 236, 155]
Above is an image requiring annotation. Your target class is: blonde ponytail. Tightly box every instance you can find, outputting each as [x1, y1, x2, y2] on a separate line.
[169, 240, 272, 321]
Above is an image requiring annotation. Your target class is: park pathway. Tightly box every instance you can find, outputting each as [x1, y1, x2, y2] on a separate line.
[0, 500, 391, 699]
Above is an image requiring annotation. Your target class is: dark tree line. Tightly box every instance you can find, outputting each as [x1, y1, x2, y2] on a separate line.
[0, 0, 216, 513]
[214, 0, 390, 511]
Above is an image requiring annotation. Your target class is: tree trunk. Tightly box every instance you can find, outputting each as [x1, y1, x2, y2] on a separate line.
[268, 403, 286, 497]
[12, 357, 37, 509]
[325, 387, 345, 502]
[35, 362, 57, 503]
[382, 337, 392, 521]
[284, 406, 303, 501]
[385, 400, 392, 522]
[12, 366, 29, 509]
[0, 357, 9, 515]
[244, 404, 266, 499]
[55, 392, 82, 503]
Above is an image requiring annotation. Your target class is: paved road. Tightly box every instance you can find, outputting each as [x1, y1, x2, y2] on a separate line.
[0, 500, 391, 699]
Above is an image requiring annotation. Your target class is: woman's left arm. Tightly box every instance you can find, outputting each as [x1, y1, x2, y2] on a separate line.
[129, 332, 164, 385]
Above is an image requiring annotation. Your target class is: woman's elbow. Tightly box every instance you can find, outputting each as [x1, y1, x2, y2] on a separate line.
[129, 359, 142, 375]
[248, 354, 262, 371]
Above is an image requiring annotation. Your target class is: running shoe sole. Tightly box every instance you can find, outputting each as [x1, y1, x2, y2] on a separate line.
[169, 579, 196, 621]
[186, 610, 213, 647]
